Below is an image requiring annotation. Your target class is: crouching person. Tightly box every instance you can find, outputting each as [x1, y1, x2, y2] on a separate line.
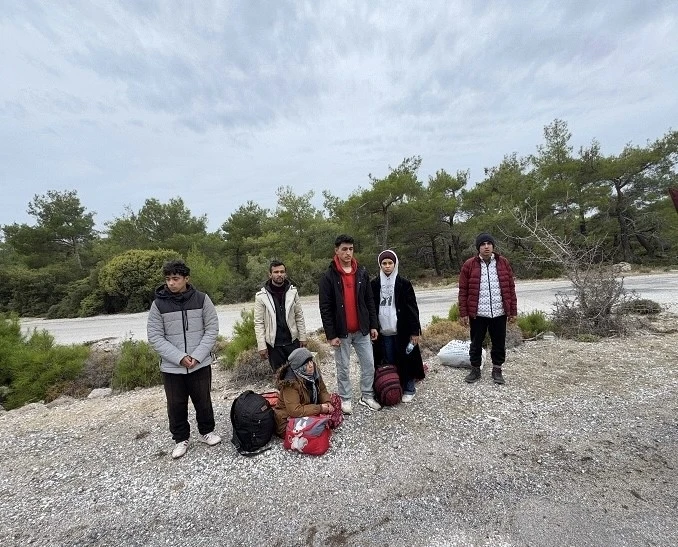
[273, 348, 341, 437]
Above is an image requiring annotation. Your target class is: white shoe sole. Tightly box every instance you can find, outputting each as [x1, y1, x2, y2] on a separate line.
[359, 399, 382, 411]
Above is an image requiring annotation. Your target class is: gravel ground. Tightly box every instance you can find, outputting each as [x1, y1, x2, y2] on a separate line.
[1, 325, 677, 547]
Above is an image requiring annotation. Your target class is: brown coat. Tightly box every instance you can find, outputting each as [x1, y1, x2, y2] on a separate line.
[273, 364, 331, 437]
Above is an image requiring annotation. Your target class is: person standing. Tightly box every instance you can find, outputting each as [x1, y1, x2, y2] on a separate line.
[371, 249, 425, 402]
[458, 233, 518, 385]
[147, 259, 221, 459]
[254, 260, 307, 371]
[319, 235, 381, 414]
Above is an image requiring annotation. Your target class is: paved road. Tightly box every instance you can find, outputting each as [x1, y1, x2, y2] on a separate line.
[19, 273, 678, 345]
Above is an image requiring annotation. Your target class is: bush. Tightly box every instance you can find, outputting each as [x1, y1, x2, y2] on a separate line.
[229, 348, 272, 384]
[4, 329, 88, 409]
[517, 310, 553, 338]
[111, 340, 162, 390]
[447, 303, 460, 322]
[222, 309, 257, 367]
[421, 319, 469, 353]
[0, 314, 23, 386]
[99, 249, 180, 313]
[617, 298, 662, 315]
[186, 246, 227, 303]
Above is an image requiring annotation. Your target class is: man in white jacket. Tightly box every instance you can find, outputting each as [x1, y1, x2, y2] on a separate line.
[254, 260, 308, 371]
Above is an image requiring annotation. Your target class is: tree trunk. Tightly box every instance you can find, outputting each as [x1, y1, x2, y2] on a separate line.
[430, 235, 441, 276]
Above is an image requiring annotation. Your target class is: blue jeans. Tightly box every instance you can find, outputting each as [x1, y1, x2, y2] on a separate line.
[403, 378, 416, 395]
[381, 335, 397, 364]
[334, 332, 375, 400]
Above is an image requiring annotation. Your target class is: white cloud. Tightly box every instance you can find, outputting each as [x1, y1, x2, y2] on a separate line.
[1, 0, 676, 230]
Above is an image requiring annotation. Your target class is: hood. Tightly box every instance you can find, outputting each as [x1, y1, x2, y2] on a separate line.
[154, 283, 196, 302]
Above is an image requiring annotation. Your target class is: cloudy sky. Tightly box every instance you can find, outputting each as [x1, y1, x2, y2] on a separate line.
[2, 1, 676, 231]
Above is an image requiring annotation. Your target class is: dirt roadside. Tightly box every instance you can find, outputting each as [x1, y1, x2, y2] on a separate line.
[0, 321, 677, 546]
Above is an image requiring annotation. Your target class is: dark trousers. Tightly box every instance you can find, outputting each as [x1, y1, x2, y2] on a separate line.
[469, 315, 507, 368]
[163, 365, 215, 442]
[267, 340, 301, 371]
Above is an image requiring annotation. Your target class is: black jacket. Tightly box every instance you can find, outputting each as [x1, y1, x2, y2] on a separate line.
[318, 261, 378, 339]
[371, 275, 425, 382]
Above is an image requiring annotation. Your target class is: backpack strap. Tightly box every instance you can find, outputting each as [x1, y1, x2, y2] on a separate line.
[236, 445, 273, 457]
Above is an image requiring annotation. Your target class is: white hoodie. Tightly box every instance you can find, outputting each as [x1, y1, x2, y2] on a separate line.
[377, 249, 399, 335]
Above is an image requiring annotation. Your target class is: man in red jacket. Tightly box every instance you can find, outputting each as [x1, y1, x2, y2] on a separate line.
[458, 233, 517, 385]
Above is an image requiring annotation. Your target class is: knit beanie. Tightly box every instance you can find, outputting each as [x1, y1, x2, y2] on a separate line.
[378, 250, 397, 264]
[287, 348, 314, 372]
[475, 233, 496, 251]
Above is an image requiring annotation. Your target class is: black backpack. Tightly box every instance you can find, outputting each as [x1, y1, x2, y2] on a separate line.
[230, 390, 275, 456]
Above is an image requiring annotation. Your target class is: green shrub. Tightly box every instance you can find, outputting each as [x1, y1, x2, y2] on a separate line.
[99, 249, 180, 313]
[222, 309, 257, 368]
[517, 310, 553, 338]
[111, 340, 162, 390]
[186, 246, 227, 303]
[447, 303, 460, 322]
[0, 314, 23, 386]
[4, 329, 88, 409]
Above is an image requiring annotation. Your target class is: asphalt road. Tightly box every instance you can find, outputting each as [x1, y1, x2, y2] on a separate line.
[19, 272, 678, 345]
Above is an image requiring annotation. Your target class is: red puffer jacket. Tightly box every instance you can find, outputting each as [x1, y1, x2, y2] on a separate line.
[458, 253, 517, 318]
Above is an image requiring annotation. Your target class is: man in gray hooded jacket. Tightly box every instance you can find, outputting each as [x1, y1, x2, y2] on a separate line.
[147, 259, 221, 459]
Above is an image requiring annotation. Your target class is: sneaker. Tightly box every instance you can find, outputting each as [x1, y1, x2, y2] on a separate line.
[492, 368, 505, 385]
[465, 366, 481, 384]
[401, 393, 414, 403]
[341, 400, 353, 415]
[199, 432, 222, 446]
[359, 397, 382, 411]
[172, 440, 189, 459]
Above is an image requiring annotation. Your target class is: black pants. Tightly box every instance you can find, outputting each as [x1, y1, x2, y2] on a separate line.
[267, 340, 301, 371]
[163, 365, 215, 442]
[469, 315, 507, 368]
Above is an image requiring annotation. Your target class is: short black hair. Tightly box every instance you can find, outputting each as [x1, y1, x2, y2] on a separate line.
[269, 260, 286, 273]
[162, 259, 190, 277]
[334, 234, 355, 247]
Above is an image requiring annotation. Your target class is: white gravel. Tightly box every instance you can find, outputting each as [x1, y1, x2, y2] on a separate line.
[1, 323, 677, 546]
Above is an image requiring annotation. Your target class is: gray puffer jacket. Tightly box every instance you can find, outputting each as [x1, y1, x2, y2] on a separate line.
[147, 284, 219, 374]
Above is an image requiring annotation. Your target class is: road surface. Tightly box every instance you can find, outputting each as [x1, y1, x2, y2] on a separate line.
[19, 273, 678, 345]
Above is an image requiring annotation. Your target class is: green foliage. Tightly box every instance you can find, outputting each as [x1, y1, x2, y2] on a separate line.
[2, 327, 88, 409]
[99, 249, 180, 312]
[186, 246, 227, 302]
[222, 309, 257, 367]
[105, 197, 208, 255]
[0, 314, 22, 386]
[447, 303, 460, 321]
[2, 123, 677, 319]
[517, 310, 553, 338]
[2, 263, 81, 317]
[2, 189, 96, 269]
[111, 340, 162, 390]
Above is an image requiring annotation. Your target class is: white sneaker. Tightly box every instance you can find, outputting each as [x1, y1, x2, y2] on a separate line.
[199, 432, 222, 446]
[359, 397, 382, 411]
[401, 393, 414, 403]
[172, 440, 189, 459]
[341, 401, 353, 415]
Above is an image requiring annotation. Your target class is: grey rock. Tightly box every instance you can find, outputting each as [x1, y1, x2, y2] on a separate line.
[87, 387, 112, 399]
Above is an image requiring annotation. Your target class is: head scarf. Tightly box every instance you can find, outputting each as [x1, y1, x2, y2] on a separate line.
[287, 347, 320, 403]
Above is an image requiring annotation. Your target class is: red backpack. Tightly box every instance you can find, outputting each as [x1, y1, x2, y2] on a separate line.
[284, 415, 331, 456]
[374, 364, 402, 406]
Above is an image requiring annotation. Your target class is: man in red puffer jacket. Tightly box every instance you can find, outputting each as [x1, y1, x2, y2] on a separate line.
[458, 233, 518, 385]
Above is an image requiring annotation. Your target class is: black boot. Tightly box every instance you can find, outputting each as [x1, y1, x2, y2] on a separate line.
[465, 366, 481, 383]
[492, 367, 505, 385]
